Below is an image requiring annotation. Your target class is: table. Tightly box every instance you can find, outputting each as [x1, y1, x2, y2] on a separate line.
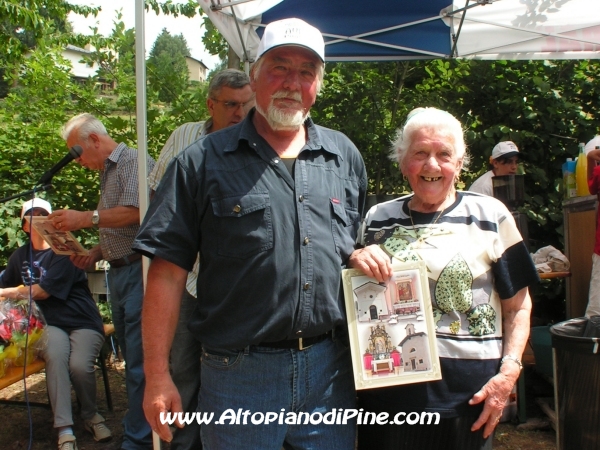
[372, 358, 393, 373]
[538, 271, 571, 280]
[0, 358, 50, 408]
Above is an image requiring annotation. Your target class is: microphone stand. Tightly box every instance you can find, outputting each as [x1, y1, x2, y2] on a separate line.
[0, 183, 53, 204]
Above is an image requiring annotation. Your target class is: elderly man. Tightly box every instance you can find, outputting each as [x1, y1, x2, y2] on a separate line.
[148, 68, 252, 450]
[134, 18, 366, 449]
[49, 114, 155, 450]
[469, 141, 521, 196]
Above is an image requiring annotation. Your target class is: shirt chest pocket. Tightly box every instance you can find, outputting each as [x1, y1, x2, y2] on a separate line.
[330, 199, 361, 261]
[211, 193, 274, 259]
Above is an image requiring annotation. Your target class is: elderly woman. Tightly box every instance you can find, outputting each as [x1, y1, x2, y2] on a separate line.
[349, 108, 539, 449]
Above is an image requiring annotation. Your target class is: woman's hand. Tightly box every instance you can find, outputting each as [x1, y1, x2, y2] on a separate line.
[470, 286, 531, 438]
[348, 245, 393, 282]
[468, 364, 519, 438]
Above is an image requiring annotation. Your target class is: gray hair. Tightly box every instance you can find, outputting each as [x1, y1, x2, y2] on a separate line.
[62, 113, 108, 141]
[251, 55, 325, 95]
[208, 69, 251, 98]
[390, 107, 470, 170]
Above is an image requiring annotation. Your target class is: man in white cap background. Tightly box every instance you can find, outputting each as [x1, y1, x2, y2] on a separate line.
[0, 198, 111, 450]
[135, 17, 366, 449]
[469, 141, 521, 196]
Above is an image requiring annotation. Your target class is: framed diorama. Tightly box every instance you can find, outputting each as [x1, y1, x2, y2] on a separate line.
[342, 260, 441, 390]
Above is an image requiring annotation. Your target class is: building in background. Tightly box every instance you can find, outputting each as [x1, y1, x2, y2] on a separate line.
[185, 56, 209, 83]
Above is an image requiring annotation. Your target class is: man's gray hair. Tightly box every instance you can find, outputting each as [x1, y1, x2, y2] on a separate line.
[62, 113, 108, 141]
[208, 69, 251, 99]
[390, 107, 470, 170]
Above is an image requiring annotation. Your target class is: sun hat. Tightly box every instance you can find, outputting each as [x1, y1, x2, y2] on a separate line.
[256, 18, 325, 62]
[20, 198, 52, 220]
[491, 141, 520, 160]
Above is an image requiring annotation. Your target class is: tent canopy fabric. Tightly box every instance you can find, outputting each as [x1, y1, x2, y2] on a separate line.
[198, 0, 600, 62]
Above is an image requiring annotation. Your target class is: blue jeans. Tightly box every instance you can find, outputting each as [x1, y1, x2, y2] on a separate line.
[199, 335, 356, 450]
[170, 289, 202, 450]
[108, 260, 152, 449]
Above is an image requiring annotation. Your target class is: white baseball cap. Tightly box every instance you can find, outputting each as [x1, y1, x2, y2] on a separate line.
[585, 135, 600, 154]
[21, 198, 52, 220]
[491, 141, 520, 160]
[256, 18, 325, 62]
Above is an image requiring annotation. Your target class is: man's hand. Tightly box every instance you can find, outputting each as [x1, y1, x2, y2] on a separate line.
[48, 209, 91, 232]
[143, 373, 184, 442]
[70, 245, 102, 270]
[348, 245, 392, 282]
[142, 257, 188, 441]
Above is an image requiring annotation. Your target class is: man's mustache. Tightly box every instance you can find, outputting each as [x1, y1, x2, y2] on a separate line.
[271, 91, 302, 102]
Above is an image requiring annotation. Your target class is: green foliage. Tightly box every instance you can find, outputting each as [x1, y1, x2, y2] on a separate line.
[312, 59, 599, 307]
[1, 1, 597, 311]
[147, 28, 191, 103]
[0, 1, 209, 266]
[312, 59, 599, 257]
[201, 16, 229, 62]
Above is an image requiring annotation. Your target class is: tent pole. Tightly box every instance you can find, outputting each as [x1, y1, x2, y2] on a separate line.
[134, 1, 156, 446]
[229, 5, 251, 65]
[134, 0, 151, 282]
[451, 0, 470, 57]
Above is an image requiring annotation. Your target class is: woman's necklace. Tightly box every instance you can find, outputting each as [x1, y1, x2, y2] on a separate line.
[408, 201, 446, 244]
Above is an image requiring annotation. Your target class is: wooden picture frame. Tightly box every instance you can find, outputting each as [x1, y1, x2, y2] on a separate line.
[342, 260, 441, 390]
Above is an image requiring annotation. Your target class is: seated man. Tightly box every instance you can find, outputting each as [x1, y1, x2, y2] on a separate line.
[0, 198, 111, 450]
[469, 141, 520, 196]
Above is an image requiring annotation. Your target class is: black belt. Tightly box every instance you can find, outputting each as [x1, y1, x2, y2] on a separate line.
[108, 252, 142, 268]
[259, 330, 332, 351]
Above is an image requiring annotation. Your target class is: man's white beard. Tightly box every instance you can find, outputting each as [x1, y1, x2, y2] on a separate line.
[256, 92, 309, 131]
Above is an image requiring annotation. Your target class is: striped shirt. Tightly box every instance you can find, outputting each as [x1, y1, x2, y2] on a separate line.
[148, 120, 211, 296]
[99, 143, 155, 261]
[357, 191, 539, 415]
[148, 120, 211, 191]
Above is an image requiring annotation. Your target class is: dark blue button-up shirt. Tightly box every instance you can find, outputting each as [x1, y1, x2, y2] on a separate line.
[134, 111, 367, 349]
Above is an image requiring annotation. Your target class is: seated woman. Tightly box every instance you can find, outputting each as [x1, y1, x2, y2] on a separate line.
[350, 108, 539, 450]
[0, 198, 111, 450]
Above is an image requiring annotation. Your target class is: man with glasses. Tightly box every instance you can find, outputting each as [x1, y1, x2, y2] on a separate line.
[469, 141, 521, 196]
[146, 68, 252, 450]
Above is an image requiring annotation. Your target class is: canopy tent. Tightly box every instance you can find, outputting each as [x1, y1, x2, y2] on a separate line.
[198, 0, 600, 64]
[135, 0, 600, 229]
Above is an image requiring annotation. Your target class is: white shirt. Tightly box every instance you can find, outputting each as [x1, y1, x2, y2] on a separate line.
[469, 170, 494, 196]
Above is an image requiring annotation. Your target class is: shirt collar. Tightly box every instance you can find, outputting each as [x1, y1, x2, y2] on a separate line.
[201, 118, 213, 136]
[224, 109, 343, 160]
[106, 142, 128, 166]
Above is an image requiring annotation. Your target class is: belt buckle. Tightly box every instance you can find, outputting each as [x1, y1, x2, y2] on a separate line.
[298, 337, 308, 351]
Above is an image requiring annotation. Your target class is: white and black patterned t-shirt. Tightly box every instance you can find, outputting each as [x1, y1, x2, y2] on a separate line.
[358, 191, 538, 416]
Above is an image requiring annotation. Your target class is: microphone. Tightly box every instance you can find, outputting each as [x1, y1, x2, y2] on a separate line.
[37, 145, 83, 185]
